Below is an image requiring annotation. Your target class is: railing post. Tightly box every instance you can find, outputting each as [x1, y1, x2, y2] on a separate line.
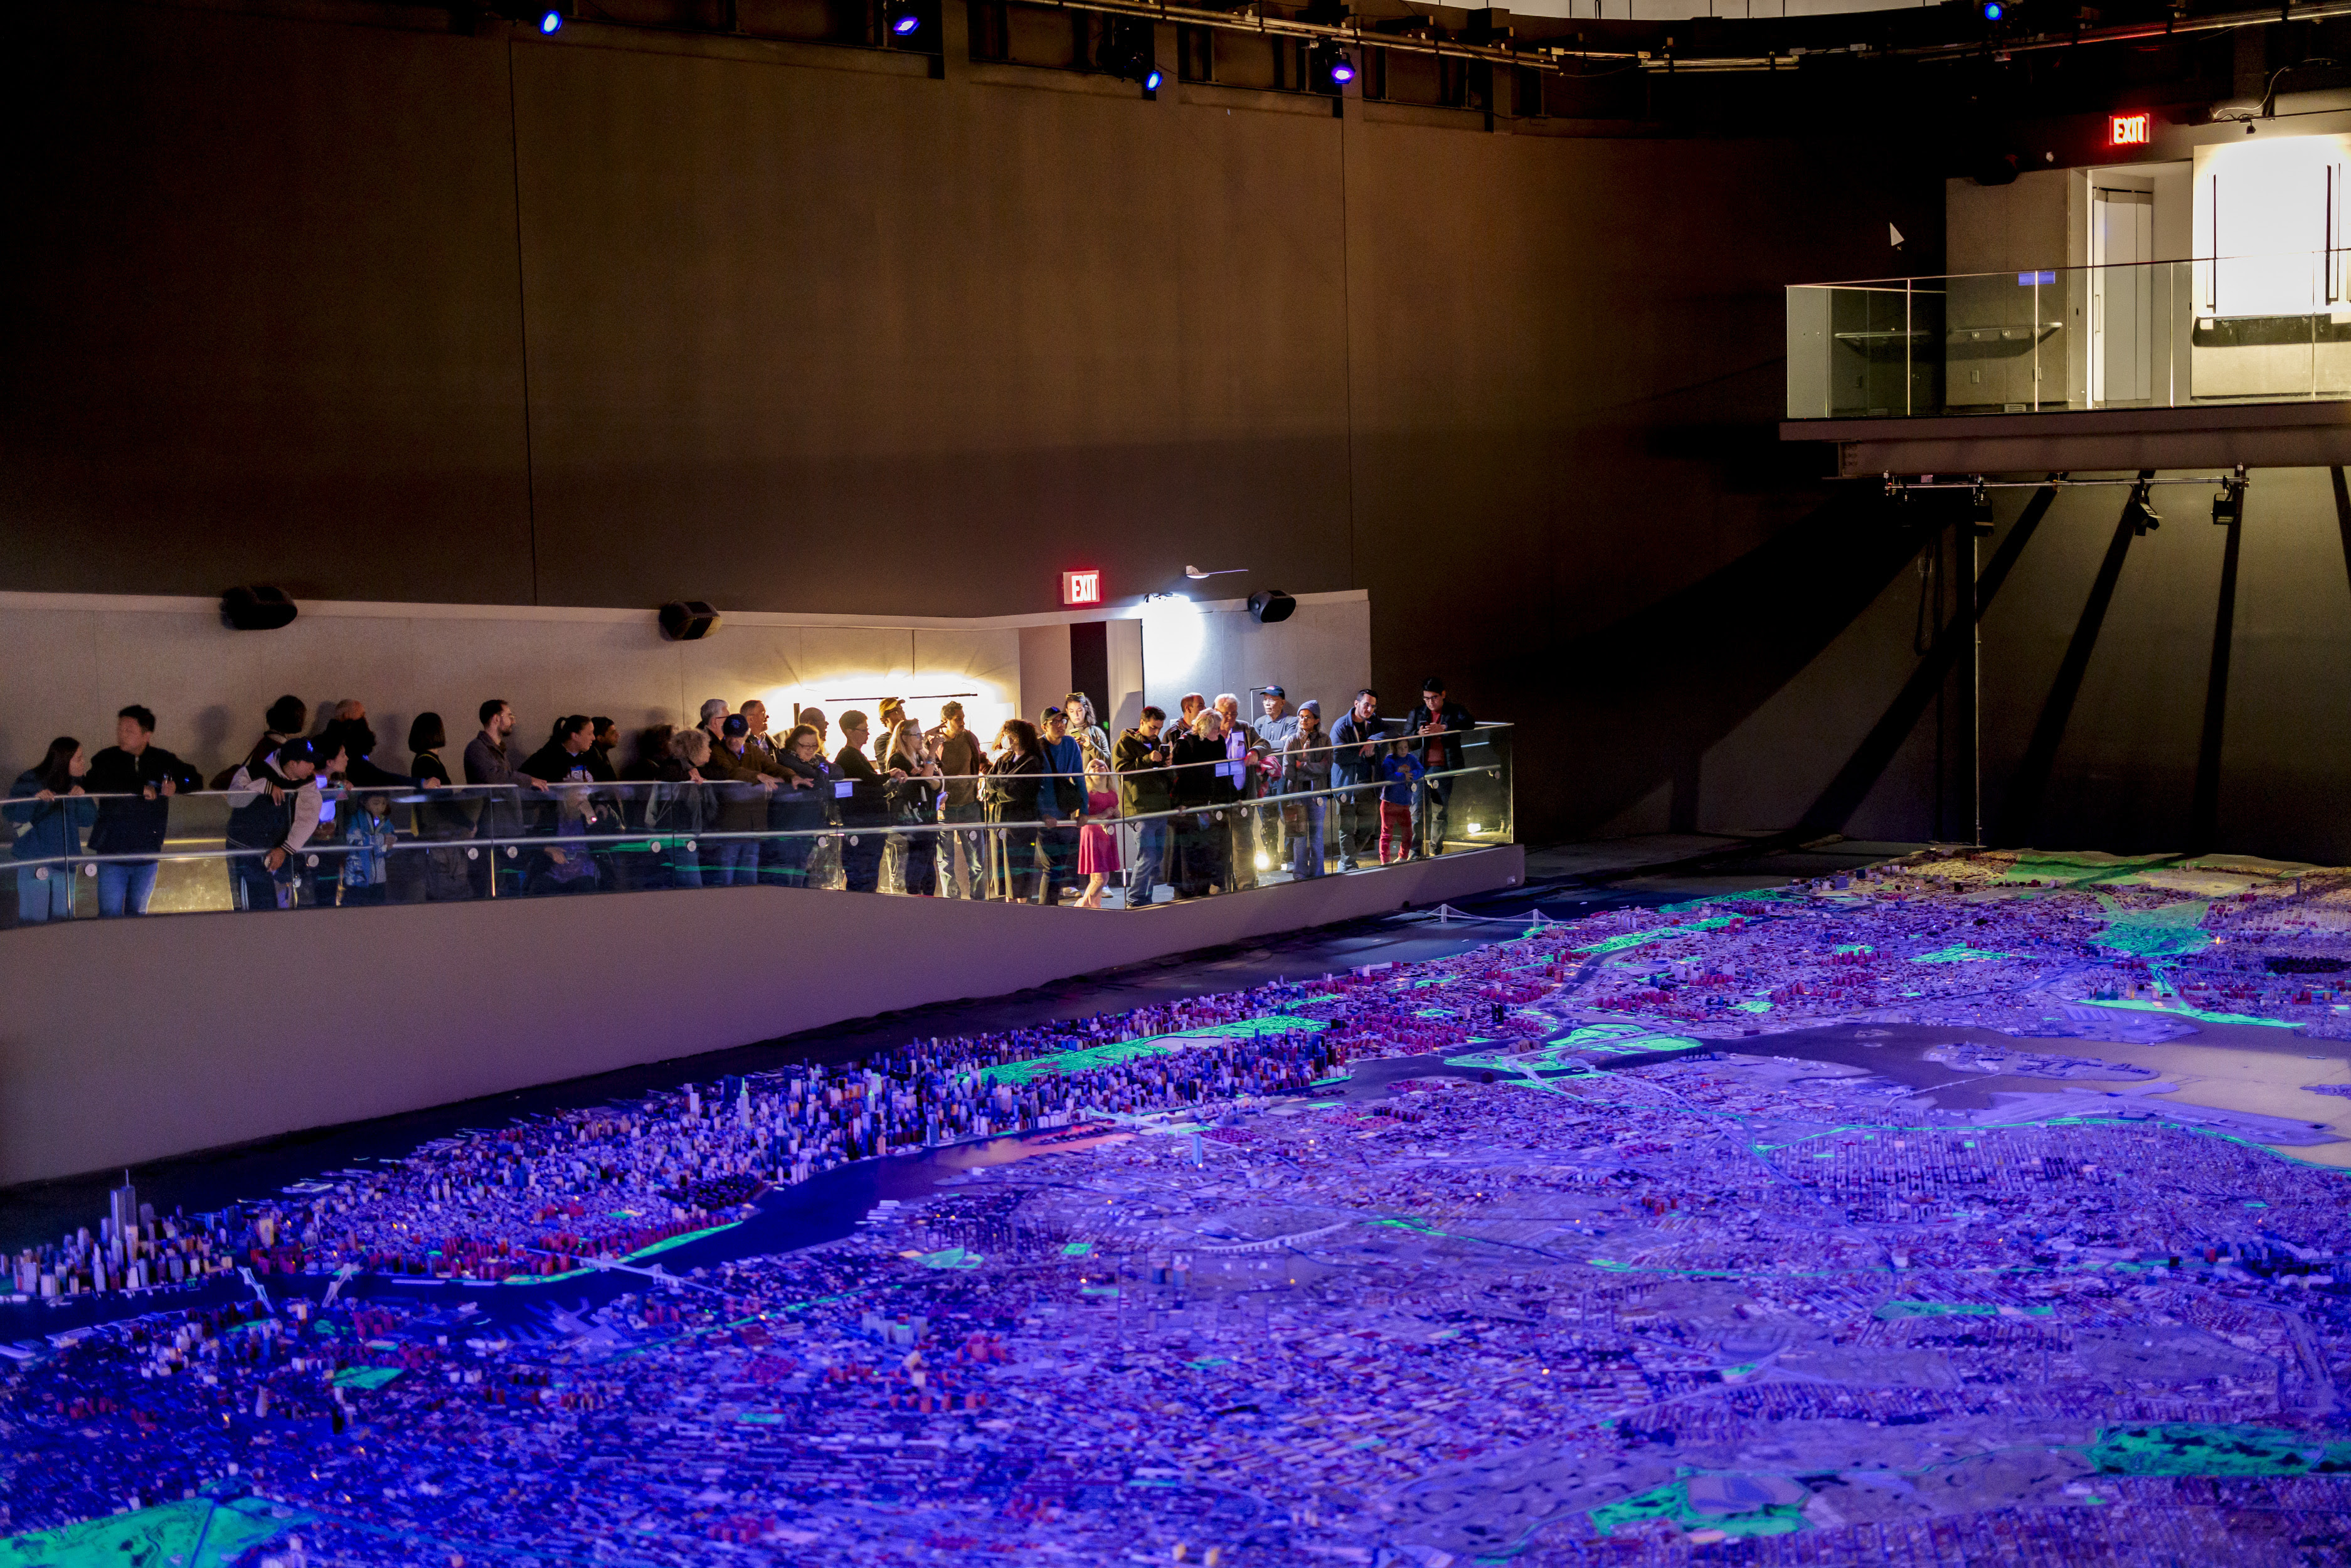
[1904, 278, 1914, 416]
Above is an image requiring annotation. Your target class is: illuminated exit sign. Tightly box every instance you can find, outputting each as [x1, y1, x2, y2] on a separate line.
[1061, 569, 1102, 607]
[2110, 113, 2151, 147]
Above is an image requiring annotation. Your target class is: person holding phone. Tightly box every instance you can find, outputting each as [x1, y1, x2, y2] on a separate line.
[1413, 677, 1476, 857]
[929, 702, 990, 899]
[1113, 707, 1176, 906]
[82, 704, 203, 917]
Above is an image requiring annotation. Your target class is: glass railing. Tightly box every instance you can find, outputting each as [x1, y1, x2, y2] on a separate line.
[1786, 250, 2351, 420]
[1, 725, 1512, 923]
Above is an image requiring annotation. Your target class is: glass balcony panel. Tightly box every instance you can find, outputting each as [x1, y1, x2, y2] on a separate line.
[1788, 253, 2351, 418]
[1, 729, 1513, 926]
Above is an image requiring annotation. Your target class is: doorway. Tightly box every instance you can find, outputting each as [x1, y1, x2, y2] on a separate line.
[2091, 186, 2153, 405]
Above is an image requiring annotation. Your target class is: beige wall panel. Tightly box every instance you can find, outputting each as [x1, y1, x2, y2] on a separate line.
[0, 847, 1524, 1182]
[0, 607, 105, 773]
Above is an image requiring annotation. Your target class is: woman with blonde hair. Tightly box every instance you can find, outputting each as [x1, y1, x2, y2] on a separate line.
[1073, 747, 1122, 908]
[883, 716, 942, 895]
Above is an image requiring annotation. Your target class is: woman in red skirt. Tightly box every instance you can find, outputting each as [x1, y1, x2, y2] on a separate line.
[1075, 758, 1122, 908]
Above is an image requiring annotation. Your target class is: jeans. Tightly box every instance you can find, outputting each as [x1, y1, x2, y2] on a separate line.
[841, 829, 885, 894]
[1126, 817, 1169, 904]
[769, 830, 819, 888]
[942, 804, 985, 898]
[16, 865, 74, 923]
[706, 839, 757, 887]
[231, 856, 291, 911]
[1039, 824, 1080, 899]
[1288, 798, 1326, 880]
[1421, 776, 1457, 854]
[97, 859, 159, 916]
[669, 845, 704, 888]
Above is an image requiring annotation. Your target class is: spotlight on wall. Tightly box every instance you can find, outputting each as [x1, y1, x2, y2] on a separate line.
[221, 585, 299, 632]
[2125, 478, 2162, 536]
[1310, 42, 1356, 92]
[1100, 16, 1156, 92]
[2212, 467, 2249, 526]
[887, 2, 922, 36]
[1248, 590, 1298, 624]
[657, 600, 723, 641]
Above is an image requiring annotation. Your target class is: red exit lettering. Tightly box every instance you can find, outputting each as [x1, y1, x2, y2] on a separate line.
[2110, 113, 2150, 147]
[1062, 569, 1102, 607]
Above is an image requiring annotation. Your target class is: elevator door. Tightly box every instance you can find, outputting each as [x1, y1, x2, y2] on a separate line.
[2091, 187, 2153, 406]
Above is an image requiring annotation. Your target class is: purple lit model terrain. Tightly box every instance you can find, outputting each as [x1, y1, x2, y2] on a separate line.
[5, 848, 2351, 1564]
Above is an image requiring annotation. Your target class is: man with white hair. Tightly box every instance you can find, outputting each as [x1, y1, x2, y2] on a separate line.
[1213, 694, 1267, 891]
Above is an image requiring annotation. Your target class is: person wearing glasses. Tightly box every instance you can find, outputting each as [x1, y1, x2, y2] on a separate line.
[1412, 677, 1476, 857]
[769, 724, 835, 889]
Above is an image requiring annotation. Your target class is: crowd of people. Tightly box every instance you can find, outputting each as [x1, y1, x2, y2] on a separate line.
[5, 679, 1483, 918]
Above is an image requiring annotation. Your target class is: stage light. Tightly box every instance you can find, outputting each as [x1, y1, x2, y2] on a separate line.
[2126, 479, 2162, 536]
[1145, 67, 1164, 92]
[1981, 1, 2003, 19]
[1969, 482, 1995, 536]
[2213, 468, 2248, 527]
[891, 7, 921, 35]
[538, 8, 563, 32]
[1330, 52, 1356, 84]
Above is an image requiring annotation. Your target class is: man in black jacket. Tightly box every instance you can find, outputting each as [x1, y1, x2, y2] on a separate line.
[1329, 689, 1384, 872]
[1114, 709, 1175, 905]
[84, 705, 203, 917]
[1411, 677, 1477, 856]
[833, 710, 902, 894]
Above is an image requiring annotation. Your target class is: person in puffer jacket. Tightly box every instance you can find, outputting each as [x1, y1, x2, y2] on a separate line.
[224, 738, 323, 912]
[339, 792, 399, 906]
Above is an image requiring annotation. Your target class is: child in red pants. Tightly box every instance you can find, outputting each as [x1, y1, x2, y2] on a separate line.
[1377, 741, 1424, 864]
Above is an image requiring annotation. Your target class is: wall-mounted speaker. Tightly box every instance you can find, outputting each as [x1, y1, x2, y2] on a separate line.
[658, 600, 722, 641]
[1247, 590, 1296, 624]
[221, 585, 298, 632]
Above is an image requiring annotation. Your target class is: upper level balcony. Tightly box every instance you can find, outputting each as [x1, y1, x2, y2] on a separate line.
[1781, 253, 2351, 477]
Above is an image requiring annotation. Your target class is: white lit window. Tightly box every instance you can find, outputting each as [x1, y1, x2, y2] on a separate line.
[2198, 136, 2347, 317]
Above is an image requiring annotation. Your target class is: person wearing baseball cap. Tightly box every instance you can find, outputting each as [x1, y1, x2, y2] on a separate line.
[1257, 686, 1299, 867]
[223, 736, 326, 911]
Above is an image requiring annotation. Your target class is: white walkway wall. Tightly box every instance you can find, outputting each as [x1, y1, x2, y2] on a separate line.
[0, 846, 1522, 1185]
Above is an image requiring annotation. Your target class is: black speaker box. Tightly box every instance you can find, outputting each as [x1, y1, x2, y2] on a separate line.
[658, 601, 722, 641]
[1248, 590, 1297, 624]
[221, 585, 299, 632]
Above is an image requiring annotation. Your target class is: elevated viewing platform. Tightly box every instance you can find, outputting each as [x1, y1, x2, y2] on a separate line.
[1781, 254, 2351, 475]
[0, 729, 1520, 1185]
